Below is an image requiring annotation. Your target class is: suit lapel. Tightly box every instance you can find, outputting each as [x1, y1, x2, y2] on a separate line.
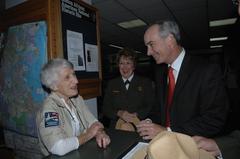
[162, 65, 168, 107]
[173, 53, 194, 98]
[128, 75, 137, 90]
[116, 77, 127, 92]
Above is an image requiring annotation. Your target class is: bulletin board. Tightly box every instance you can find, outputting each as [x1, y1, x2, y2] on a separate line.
[1, 0, 102, 99]
[61, 0, 100, 78]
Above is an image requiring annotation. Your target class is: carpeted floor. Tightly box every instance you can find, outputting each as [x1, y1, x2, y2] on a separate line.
[0, 147, 15, 159]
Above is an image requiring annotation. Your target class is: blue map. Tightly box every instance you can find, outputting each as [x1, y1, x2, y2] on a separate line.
[0, 21, 47, 136]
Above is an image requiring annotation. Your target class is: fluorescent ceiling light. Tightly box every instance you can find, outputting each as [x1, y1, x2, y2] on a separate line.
[109, 44, 123, 49]
[135, 51, 142, 54]
[210, 37, 228, 41]
[118, 19, 146, 29]
[209, 18, 237, 27]
[210, 45, 223, 48]
[109, 44, 142, 53]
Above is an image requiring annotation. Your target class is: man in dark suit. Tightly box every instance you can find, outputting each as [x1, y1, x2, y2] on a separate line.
[193, 130, 240, 159]
[193, 1, 240, 158]
[102, 48, 155, 129]
[137, 20, 229, 140]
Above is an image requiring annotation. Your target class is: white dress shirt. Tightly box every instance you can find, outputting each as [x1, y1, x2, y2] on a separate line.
[169, 48, 185, 83]
[122, 73, 134, 90]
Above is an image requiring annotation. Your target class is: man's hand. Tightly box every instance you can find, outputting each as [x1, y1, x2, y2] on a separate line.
[193, 136, 221, 157]
[136, 119, 166, 140]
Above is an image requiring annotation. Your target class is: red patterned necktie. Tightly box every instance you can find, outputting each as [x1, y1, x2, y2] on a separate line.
[166, 66, 175, 127]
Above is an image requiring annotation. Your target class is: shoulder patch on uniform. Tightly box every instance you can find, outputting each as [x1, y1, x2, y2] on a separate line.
[44, 112, 59, 127]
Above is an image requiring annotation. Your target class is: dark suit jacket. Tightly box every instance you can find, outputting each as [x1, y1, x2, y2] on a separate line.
[154, 53, 229, 137]
[223, 18, 240, 133]
[215, 130, 240, 159]
[213, 18, 240, 159]
[103, 75, 155, 126]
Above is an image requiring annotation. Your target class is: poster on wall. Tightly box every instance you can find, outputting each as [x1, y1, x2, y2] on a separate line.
[85, 43, 98, 72]
[67, 30, 86, 71]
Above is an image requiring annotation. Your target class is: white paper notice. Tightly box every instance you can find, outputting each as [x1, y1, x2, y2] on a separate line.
[85, 43, 99, 72]
[67, 30, 85, 71]
[122, 142, 148, 159]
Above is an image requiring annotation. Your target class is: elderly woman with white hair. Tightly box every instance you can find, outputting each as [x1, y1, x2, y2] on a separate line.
[36, 58, 110, 156]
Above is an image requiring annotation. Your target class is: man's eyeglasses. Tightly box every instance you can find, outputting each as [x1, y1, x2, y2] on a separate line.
[232, 0, 239, 6]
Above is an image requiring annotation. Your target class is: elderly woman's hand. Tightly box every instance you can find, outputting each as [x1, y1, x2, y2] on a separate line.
[87, 121, 104, 137]
[95, 130, 111, 148]
[78, 122, 105, 145]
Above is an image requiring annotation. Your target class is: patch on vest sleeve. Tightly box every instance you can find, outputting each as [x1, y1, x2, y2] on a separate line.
[45, 112, 59, 127]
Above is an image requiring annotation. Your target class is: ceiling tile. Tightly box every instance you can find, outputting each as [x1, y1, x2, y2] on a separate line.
[94, 0, 136, 23]
[93, 0, 237, 53]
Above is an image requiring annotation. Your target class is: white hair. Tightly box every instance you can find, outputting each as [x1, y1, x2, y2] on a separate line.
[40, 58, 73, 90]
